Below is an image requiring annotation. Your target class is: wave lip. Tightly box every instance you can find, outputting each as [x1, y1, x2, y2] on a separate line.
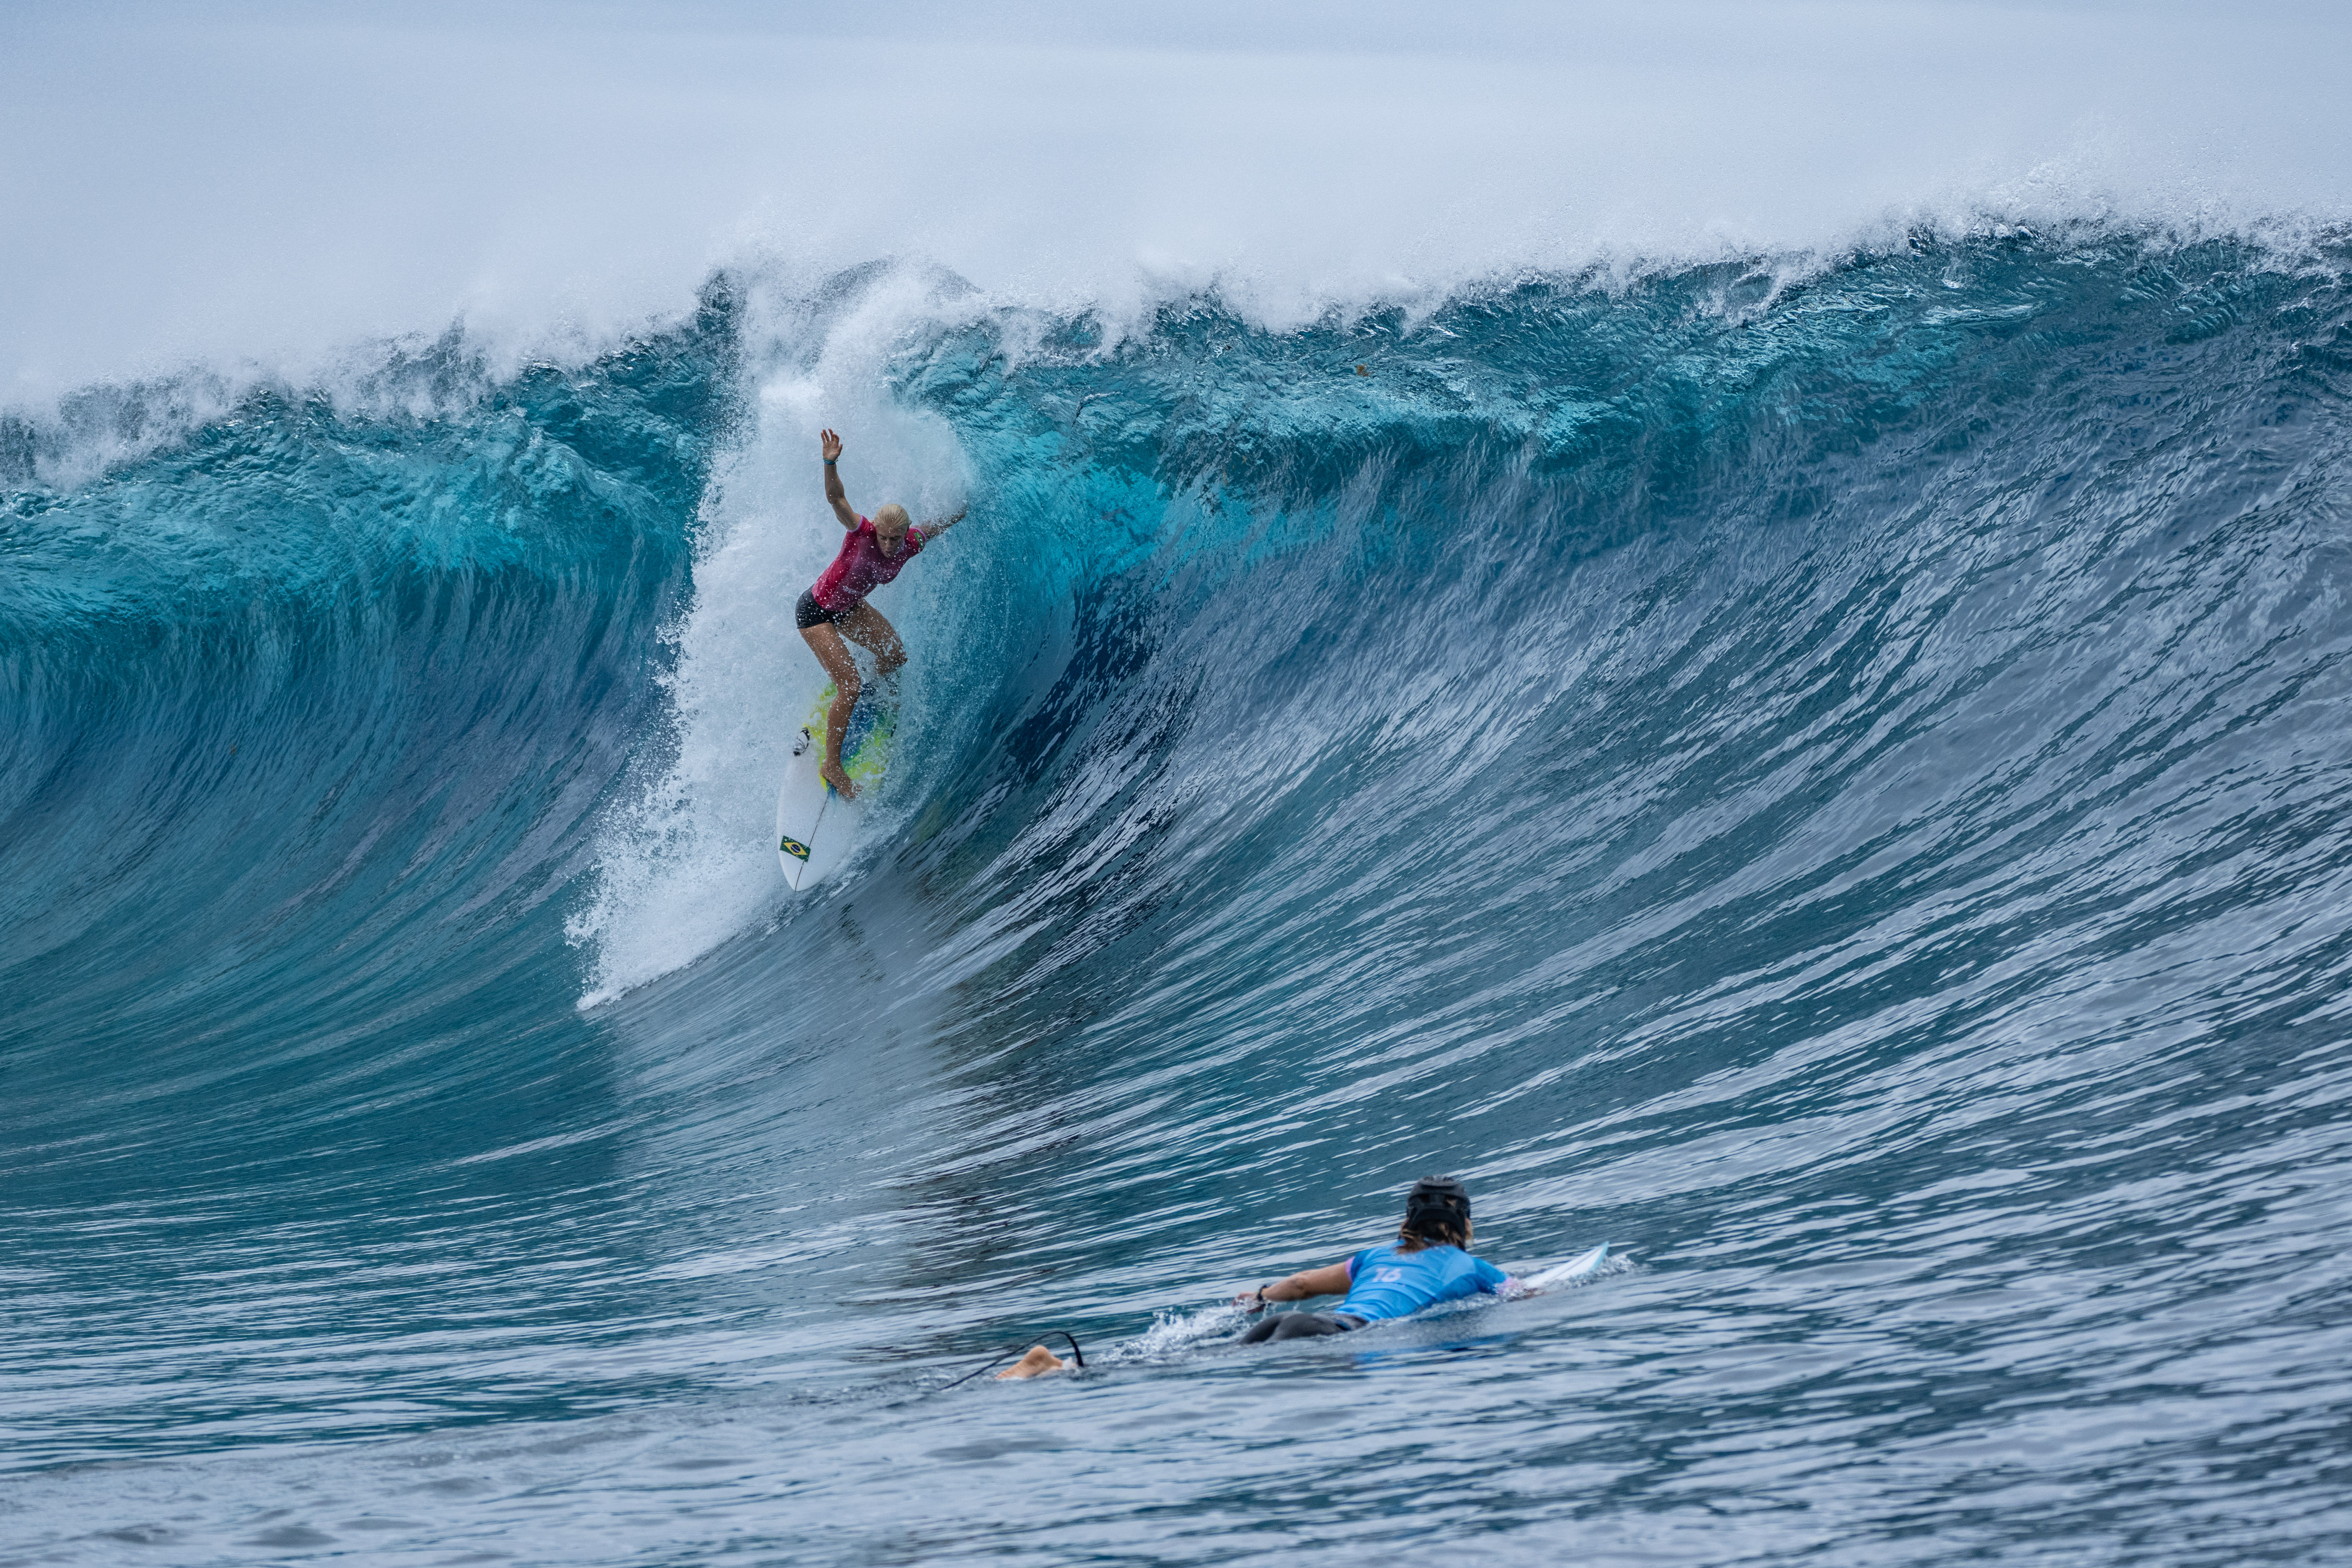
[8, 0, 2352, 408]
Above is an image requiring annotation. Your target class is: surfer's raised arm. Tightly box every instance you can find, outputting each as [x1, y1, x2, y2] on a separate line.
[820, 428, 858, 530]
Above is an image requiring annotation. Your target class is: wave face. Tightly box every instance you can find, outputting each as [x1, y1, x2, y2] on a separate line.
[8, 236, 2352, 1565]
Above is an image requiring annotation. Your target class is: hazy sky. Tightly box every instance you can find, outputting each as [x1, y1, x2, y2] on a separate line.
[4, 0, 2348, 403]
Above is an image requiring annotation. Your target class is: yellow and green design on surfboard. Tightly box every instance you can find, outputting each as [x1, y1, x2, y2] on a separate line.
[803, 681, 896, 791]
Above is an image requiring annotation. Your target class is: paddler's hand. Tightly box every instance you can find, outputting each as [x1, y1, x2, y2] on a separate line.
[820, 428, 843, 463]
[823, 762, 858, 800]
[1232, 1286, 1270, 1312]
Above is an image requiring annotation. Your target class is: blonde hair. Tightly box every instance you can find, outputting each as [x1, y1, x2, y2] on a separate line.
[874, 503, 912, 532]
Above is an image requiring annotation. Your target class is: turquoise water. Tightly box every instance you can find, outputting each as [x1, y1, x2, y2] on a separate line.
[6, 237, 2352, 1562]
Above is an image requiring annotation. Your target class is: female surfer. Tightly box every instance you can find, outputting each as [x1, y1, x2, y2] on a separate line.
[995, 1177, 1516, 1377]
[798, 428, 965, 799]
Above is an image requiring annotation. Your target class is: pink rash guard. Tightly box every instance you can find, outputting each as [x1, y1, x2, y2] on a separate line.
[811, 516, 927, 613]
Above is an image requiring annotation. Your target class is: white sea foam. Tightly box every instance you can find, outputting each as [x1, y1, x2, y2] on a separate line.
[1115, 1304, 1251, 1363]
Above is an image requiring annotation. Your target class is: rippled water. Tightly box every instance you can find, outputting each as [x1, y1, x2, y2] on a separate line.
[6, 236, 2352, 1564]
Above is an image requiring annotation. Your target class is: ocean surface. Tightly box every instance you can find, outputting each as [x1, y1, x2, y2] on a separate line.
[7, 233, 2352, 1564]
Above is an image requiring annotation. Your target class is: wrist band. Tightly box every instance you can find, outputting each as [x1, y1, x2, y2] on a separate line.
[823, 458, 837, 465]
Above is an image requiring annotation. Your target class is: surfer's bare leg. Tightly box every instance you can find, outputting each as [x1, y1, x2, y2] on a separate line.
[798, 622, 862, 799]
[995, 1345, 1069, 1379]
[833, 601, 905, 679]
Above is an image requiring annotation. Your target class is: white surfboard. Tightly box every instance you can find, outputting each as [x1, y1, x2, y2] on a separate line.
[1518, 1242, 1609, 1293]
[776, 682, 896, 891]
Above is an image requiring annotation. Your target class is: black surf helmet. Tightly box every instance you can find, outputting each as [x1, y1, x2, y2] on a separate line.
[1402, 1175, 1472, 1243]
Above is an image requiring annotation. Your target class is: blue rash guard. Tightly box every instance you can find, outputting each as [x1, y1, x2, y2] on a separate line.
[1335, 1242, 1512, 1322]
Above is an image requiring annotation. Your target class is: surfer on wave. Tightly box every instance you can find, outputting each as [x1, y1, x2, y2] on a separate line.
[797, 428, 966, 799]
[996, 1177, 1517, 1377]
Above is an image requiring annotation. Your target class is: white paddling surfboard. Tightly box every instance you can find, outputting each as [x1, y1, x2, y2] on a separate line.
[776, 681, 896, 891]
[1518, 1242, 1609, 1293]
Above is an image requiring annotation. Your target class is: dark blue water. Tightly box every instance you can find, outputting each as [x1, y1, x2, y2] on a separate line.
[7, 236, 2352, 1564]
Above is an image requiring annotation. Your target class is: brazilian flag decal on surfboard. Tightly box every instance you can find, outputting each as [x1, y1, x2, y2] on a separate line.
[779, 835, 811, 862]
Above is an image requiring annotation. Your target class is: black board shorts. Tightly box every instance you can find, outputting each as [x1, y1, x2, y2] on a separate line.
[795, 589, 841, 629]
[1238, 1311, 1367, 1344]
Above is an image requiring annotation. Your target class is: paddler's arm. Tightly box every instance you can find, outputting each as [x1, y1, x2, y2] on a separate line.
[919, 504, 969, 537]
[820, 428, 858, 529]
[1232, 1260, 1353, 1311]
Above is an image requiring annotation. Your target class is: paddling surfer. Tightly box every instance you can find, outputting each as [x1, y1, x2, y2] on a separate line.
[797, 428, 966, 799]
[1224, 1174, 1517, 1341]
[995, 1177, 1519, 1378]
